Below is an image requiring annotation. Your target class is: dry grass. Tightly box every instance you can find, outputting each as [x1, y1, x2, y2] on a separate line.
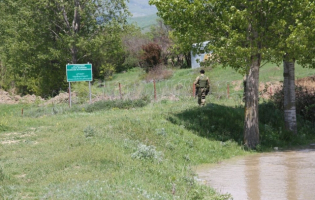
[144, 65, 173, 82]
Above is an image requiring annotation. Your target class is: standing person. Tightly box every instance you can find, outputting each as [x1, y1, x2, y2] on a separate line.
[194, 69, 210, 106]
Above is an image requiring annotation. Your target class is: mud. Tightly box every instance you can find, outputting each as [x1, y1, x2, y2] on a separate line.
[196, 149, 315, 200]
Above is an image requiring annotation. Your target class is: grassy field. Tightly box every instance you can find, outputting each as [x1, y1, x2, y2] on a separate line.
[0, 64, 314, 199]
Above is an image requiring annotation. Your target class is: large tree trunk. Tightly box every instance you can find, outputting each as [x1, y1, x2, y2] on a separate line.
[283, 60, 297, 134]
[244, 55, 260, 149]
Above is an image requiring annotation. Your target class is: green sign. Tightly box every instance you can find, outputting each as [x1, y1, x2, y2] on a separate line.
[66, 64, 92, 82]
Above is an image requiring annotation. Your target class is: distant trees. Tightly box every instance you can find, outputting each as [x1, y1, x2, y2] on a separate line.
[0, 0, 129, 96]
[122, 19, 191, 72]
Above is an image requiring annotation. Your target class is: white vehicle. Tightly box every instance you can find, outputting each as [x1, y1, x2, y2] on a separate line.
[191, 41, 212, 68]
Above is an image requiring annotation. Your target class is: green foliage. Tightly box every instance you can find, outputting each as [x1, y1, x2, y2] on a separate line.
[0, 0, 130, 96]
[84, 125, 96, 138]
[131, 143, 163, 162]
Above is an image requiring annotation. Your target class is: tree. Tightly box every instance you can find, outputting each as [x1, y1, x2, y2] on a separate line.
[268, 1, 315, 134]
[0, 0, 129, 96]
[121, 25, 150, 70]
[141, 42, 162, 72]
[147, 19, 173, 65]
[150, 0, 282, 148]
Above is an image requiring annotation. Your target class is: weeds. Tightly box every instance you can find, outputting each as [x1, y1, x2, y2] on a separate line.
[131, 143, 163, 162]
[84, 126, 96, 138]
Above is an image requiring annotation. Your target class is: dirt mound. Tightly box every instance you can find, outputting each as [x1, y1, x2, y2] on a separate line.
[231, 76, 314, 100]
[0, 89, 44, 104]
[0, 89, 74, 105]
[296, 75, 315, 90]
[44, 92, 76, 105]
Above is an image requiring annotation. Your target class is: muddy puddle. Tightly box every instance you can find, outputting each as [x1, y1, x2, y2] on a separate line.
[196, 149, 315, 200]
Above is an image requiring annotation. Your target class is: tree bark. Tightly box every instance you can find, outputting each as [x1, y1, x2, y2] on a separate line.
[244, 55, 260, 149]
[283, 60, 297, 134]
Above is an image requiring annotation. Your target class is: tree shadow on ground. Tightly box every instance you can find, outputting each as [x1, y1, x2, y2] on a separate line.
[168, 101, 314, 148]
[167, 103, 245, 144]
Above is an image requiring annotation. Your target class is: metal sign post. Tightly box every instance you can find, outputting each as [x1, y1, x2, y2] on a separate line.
[89, 81, 91, 104]
[69, 82, 72, 107]
[66, 63, 93, 107]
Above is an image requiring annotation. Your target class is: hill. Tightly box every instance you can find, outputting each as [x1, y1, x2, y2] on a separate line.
[127, 0, 159, 31]
[127, 14, 159, 32]
[1, 65, 315, 199]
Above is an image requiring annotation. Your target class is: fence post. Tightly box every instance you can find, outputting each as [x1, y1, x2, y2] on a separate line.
[154, 80, 157, 101]
[119, 83, 122, 99]
[193, 83, 196, 98]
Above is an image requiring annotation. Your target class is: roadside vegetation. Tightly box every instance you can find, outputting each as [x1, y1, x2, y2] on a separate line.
[1, 65, 314, 199]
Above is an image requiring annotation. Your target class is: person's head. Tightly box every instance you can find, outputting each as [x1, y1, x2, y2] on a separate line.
[200, 69, 205, 74]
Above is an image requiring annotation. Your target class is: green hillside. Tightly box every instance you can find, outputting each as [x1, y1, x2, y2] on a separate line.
[1, 65, 315, 199]
[127, 14, 159, 32]
[128, 0, 157, 17]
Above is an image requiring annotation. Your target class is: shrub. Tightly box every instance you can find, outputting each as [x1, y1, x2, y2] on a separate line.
[84, 126, 96, 138]
[131, 144, 163, 162]
[140, 43, 162, 72]
[270, 85, 315, 123]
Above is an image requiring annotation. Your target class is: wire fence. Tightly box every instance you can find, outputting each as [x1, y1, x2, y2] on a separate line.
[67, 79, 245, 105]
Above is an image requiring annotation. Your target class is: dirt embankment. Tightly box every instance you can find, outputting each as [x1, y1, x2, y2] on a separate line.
[0, 90, 74, 105]
[231, 75, 315, 99]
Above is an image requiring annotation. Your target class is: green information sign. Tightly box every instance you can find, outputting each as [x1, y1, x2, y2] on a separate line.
[66, 64, 92, 82]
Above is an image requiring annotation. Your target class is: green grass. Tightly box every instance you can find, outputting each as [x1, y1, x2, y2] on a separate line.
[260, 62, 315, 82]
[0, 64, 315, 199]
[0, 100, 244, 199]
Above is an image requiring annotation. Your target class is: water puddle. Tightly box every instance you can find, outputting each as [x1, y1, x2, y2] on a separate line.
[196, 149, 315, 200]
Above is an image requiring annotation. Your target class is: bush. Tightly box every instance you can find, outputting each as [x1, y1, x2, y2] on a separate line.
[141, 42, 162, 72]
[131, 144, 163, 162]
[271, 85, 315, 123]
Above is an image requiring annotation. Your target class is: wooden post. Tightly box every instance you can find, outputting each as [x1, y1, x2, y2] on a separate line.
[154, 80, 157, 101]
[193, 84, 196, 98]
[119, 83, 122, 99]
[21, 108, 23, 116]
